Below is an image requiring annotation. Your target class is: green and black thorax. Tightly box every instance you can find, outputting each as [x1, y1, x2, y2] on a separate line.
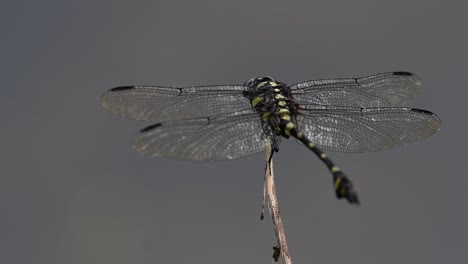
[243, 76, 300, 142]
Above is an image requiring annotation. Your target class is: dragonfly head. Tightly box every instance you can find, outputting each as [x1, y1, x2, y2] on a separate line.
[244, 76, 277, 89]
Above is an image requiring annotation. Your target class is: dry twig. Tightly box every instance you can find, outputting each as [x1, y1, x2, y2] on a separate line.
[262, 146, 292, 264]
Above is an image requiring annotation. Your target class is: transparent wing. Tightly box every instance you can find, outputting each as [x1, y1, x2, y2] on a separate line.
[133, 112, 272, 161]
[101, 85, 251, 122]
[297, 106, 441, 152]
[290, 72, 422, 107]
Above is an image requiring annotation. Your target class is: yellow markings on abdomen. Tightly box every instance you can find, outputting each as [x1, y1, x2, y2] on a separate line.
[283, 121, 295, 137]
[278, 108, 290, 115]
[270, 82, 278, 87]
[275, 94, 285, 100]
[278, 100, 286, 107]
[334, 177, 342, 189]
[320, 153, 327, 159]
[331, 166, 340, 173]
[308, 143, 316, 149]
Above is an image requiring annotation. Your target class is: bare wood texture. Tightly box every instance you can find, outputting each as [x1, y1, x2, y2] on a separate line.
[264, 147, 292, 264]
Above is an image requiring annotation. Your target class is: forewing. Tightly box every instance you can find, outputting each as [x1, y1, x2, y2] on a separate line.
[134, 112, 271, 161]
[101, 85, 251, 122]
[297, 106, 441, 152]
[290, 72, 422, 107]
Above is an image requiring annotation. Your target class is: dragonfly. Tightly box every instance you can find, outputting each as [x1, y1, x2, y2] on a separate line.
[101, 71, 441, 205]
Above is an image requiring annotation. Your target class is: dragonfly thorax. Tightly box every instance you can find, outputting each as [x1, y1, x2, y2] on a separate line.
[243, 78, 299, 139]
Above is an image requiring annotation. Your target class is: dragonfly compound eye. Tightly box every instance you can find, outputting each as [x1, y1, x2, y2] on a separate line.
[244, 77, 257, 87]
[244, 76, 278, 88]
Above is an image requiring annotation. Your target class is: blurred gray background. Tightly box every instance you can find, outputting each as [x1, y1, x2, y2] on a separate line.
[1, 0, 466, 263]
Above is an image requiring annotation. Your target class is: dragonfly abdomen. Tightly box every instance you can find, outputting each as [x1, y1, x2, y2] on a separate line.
[285, 121, 360, 204]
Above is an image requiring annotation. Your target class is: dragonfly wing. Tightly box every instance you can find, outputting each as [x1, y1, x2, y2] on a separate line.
[101, 85, 251, 122]
[290, 72, 422, 107]
[133, 112, 272, 161]
[297, 106, 441, 152]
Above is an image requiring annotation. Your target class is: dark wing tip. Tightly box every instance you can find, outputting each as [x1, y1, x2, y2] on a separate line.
[392, 71, 414, 76]
[410, 108, 436, 116]
[110, 86, 135, 92]
[101, 86, 135, 109]
[411, 108, 440, 118]
[411, 108, 442, 127]
[140, 123, 162, 133]
[411, 108, 430, 114]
